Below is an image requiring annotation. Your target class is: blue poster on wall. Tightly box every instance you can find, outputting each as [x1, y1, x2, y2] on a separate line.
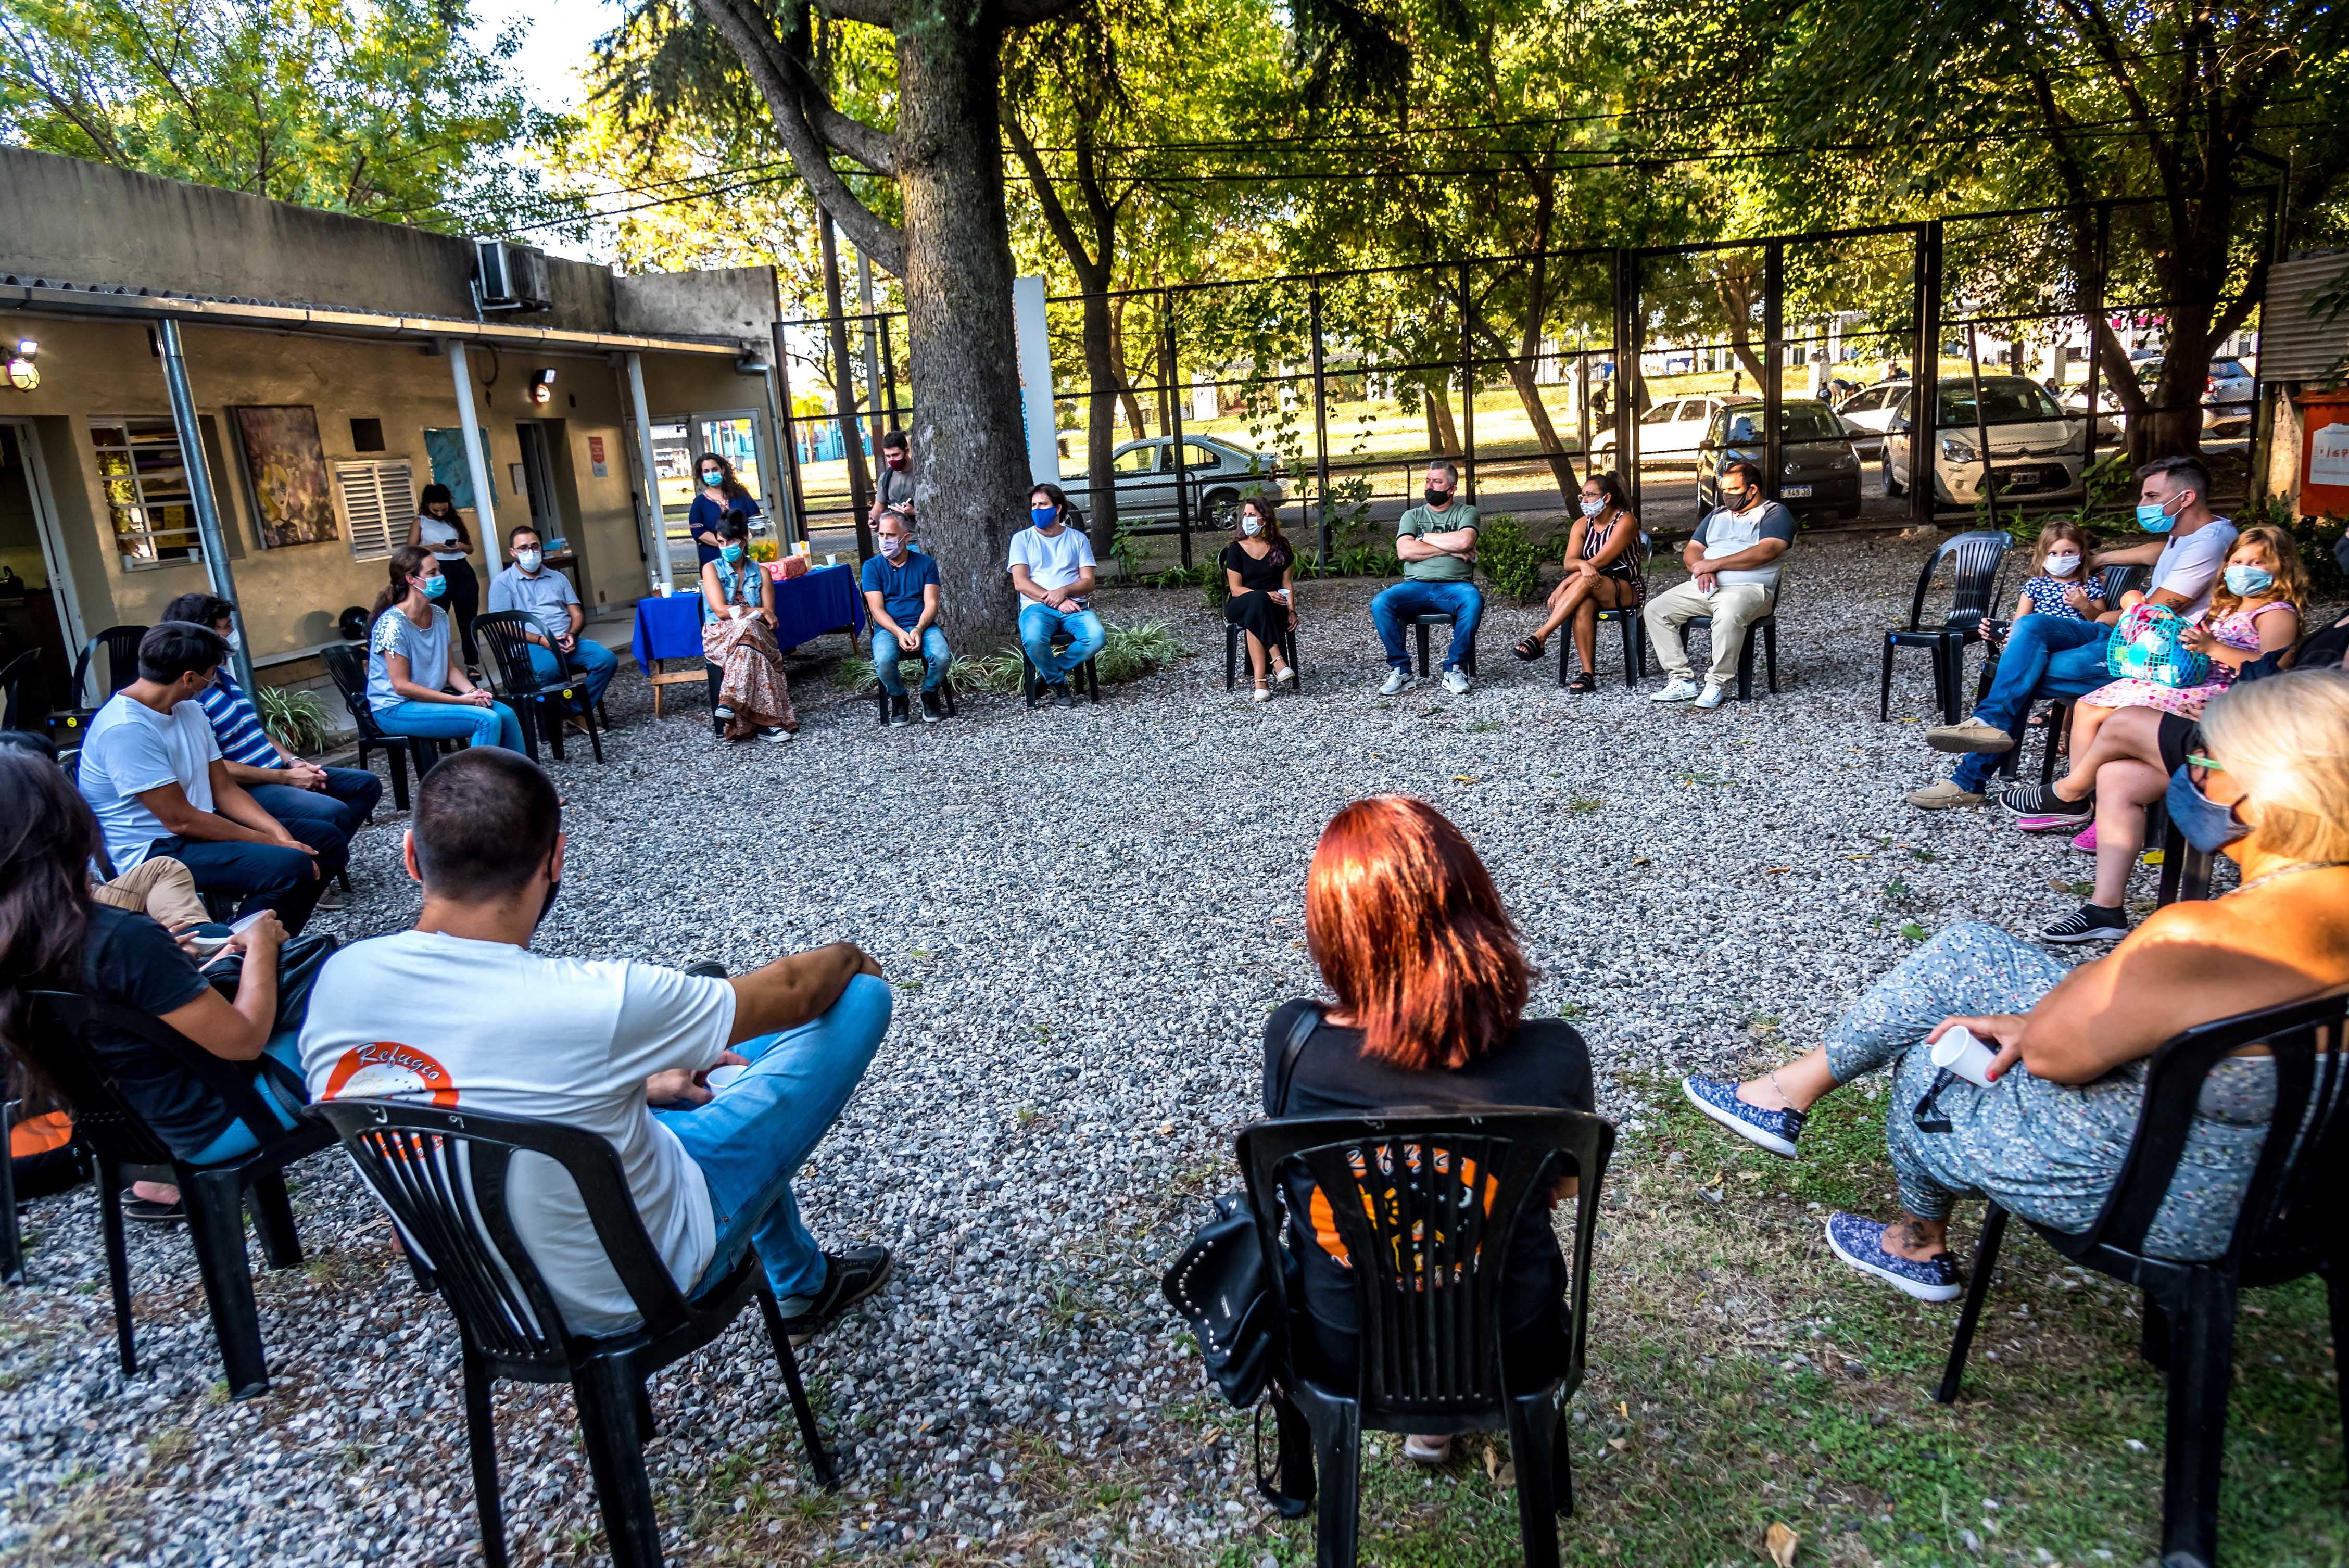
[423, 426, 490, 510]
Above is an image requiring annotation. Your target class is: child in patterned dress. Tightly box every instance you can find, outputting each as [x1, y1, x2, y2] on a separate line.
[2004, 520, 2107, 632]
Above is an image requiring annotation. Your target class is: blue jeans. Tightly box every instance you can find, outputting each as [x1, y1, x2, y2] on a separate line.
[371, 698, 526, 753]
[1951, 615, 2112, 791]
[1018, 603, 1106, 684]
[149, 824, 348, 929]
[1371, 579, 1485, 671]
[524, 638, 618, 711]
[657, 973, 892, 1302]
[874, 625, 952, 694]
[247, 767, 383, 839]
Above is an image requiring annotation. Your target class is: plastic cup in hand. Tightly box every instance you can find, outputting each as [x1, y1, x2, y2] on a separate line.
[703, 1064, 747, 1093]
[1930, 1025, 2000, 1088]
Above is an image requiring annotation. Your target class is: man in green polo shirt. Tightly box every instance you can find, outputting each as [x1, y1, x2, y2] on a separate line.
[1372, 460, 1484, 695]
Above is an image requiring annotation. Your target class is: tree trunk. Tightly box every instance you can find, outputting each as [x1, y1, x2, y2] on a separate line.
[1426, 380, 1461, 454]
[1079, 288, 1122, 548]
[1714, 273, 1769, 388]
[896, 12, 1032, 654]
[1496, 352, 1580, 499]
[819, 216, 875, 558]
[1108, 298, 1148, 438]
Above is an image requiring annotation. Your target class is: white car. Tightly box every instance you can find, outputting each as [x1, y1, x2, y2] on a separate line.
[1833, 381, 1911, 459]
[1065, 435, 1281, 527]
[1590, 393, 1756, 465]
[1880, 376, 2087, 504]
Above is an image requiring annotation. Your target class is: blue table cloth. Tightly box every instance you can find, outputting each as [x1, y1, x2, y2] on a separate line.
[630, 563, 866, 671]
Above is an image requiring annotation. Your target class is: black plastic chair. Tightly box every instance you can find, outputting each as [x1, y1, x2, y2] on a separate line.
[1558, 535, 1653, 690]
[24, 991, 331, 1399]
[1680, 580, 1785, 702]
[868, 636, 960, 725]
[50, 624, 146, 745]
[1933, 989, 2349, 1568]
[320, 642, 438, 812]
[1022, 627, 1101, 707]
[1409, 612, 1479, 679]
[1225, 621, 1302, 691]
[0, 1095, 20, 1286]
[1241, 1109, 1616, 1568]
[473, 611, 605, 765]
[307, 1098, 837, 1568]
[2155, 815, 2217, 906]
[0, 647, 40, 731]
[1880, 529, 2012, 724]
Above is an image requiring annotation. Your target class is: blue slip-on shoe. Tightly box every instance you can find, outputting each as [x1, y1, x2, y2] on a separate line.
[1823, 1212, 1962, 1302]
[1681, 1073, 1804, 1158]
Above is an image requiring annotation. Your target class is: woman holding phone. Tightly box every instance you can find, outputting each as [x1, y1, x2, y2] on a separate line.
[408, 483, 482, 665]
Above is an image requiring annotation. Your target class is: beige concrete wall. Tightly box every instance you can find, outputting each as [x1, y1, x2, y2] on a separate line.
[0, 314, 757, 657]
[615, 267, 776, 347]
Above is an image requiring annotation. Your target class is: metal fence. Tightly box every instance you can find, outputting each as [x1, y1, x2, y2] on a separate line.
[774, 192, 2275, 566]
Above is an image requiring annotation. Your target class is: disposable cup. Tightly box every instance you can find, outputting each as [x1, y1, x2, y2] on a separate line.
[1930, 1025, 1999, 1088]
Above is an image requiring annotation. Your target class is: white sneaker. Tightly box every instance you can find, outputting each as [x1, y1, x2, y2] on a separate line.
[758, 726, 793, 743]
[712, 705, 735, 720]
[1652, 678, 1701, 703]
[1442, 667, 1471, 695]
[1379, 668, 1409, 697]
[1694, 682, 1727, 709]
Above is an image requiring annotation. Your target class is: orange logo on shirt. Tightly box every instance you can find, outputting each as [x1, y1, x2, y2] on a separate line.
[322, 1041, 459, 1107]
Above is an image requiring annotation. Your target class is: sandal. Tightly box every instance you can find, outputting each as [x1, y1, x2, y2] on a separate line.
[1252, 683, 1271, 703]
[1512, 635, 1546, 662]
[1566, 672, 1598, 694]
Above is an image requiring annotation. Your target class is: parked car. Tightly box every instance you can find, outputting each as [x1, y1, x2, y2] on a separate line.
[2059, 356, 2256, 439]
[1694, 399, 1865, 518]
[1882, 376, 2086, 505]
[1064, 435, 1281, 528]
[1591, 392, 1756, 465]
[1833, 380, 1911, 458]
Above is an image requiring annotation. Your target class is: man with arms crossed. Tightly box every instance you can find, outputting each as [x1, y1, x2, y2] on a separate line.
[1371, 459, 1483, 696]
[300, 749, 894, 1341]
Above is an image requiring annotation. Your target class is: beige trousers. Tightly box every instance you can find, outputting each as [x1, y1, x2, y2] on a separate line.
[1644, 579, 1777, 685]
[94, 856, 210, 933]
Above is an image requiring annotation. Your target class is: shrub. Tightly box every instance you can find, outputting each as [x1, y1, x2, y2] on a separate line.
[1476, 513, 1546, 602]
[256, 684, 333, 756]
[942, 621, 1189, 695]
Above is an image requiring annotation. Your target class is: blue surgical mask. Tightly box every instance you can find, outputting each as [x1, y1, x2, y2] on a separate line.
[421, 574, 448, 600]
[721, 543, 745, 564]
[2223, 563, 2274, 596]
[2165, 764, 2248, 854]
[701, 471, 722, 486]
[1030, 505, 1058, 529]
[2136, 495, 2180, 534]
[516, 549, 544, 573]
[1580, 498, 1605, 518]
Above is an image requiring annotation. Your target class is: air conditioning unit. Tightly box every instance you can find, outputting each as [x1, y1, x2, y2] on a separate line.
[472, 239, 552, 312]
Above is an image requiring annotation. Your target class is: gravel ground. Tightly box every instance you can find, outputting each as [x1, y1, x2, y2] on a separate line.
[0, 532, 2199, 1566]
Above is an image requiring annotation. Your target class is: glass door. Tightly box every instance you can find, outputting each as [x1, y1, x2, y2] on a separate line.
[631, 409, 778, 584]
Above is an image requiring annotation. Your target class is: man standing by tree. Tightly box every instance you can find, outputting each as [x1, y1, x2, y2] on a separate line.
[1371, 461, 1483, 697]
[871, 431, 915, 535]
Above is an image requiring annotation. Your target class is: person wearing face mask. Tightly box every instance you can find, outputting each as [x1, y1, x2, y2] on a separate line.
[488, 525, 620, 722]
[2001, 521, 2109, 632]
[162, 592, 380, 888]
[1644, 458, 1795, 709]
[365, 545, 526, 755]
[1371, 459, 1483, 696]
[408, 483, 483, 667]
[1681, 667, 2349, 1302]
[871, 430, 915, 530]
[1008, 484, 1104, 707]
[1914, 456, 2238, 808]
[689, 453, 757, 568]
[1220, 495, 1297, 700]
[697, 511, 796, 743]
[1512, 471, 1644, 688]
[861, 508, 949, 725]
[299, 747, 900, 1345]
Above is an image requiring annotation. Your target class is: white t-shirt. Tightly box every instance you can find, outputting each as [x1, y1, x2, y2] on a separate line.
[2148, 517, 2238, 622]
[1008, 524, 1096, 601]
[418, 513, 469, 562]
[76, 692, 222, 871]
[299, 931, 736, 1334]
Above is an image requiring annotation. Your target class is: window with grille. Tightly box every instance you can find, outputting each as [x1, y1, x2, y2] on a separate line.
[335, 459, 414, 563]
[90, 416, 204, 567]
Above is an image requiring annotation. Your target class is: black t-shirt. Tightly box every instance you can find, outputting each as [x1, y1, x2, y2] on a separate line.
[79, 904, 229, 1157]
[1219, 540, 1289, 592]
[1261, 1000, 1595, 1349]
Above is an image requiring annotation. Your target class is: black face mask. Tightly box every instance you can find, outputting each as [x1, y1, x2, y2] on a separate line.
[534, 843, 561, 932]
[1424, 486, 1453, 507]
[1721, 488, 1752, 510]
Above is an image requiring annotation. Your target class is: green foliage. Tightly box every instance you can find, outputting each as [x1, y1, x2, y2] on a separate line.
[1475, 513, 1545, 602]
[943, 622, 1189, 694]
[0, 0, 580, 235]
[830, 652, 984, 692]
[254, 684, 332, 757]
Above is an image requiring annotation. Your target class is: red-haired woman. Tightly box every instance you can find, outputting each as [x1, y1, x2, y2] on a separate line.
[1266, 795, 1594, 1464]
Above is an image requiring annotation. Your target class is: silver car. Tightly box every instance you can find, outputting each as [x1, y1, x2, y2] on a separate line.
[1592, 392, 1756, 465]
[1066, 435, 1282, 527]
[2060, 356, 2255, 439]
[1833, 381, 1911, 459]
[1881, 376, 2087, 504]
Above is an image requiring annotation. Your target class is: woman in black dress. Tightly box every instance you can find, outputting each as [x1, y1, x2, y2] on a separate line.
[1219, 495, 1297, 700]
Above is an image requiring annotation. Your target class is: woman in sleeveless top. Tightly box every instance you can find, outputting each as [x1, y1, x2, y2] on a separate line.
[1512, 471, 1644, 690]
[698, 511, 797, 743]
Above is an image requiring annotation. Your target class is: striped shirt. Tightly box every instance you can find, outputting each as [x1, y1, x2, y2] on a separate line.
[196, 673, 281, 768]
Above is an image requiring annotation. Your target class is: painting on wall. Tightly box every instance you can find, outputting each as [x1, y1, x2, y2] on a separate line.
[232, 404, 341, 548]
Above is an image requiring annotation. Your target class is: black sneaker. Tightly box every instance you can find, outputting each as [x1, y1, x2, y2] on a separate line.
[120, 1188, 185, 1225]
[774, 1246, 893, 1345]
[887, 695, 911, 728]
[2043, 903, 2130, 944]
[919, 690, 943, 723]
[1051, 685, 1076, 710]
[2000, 781, 2093, 824]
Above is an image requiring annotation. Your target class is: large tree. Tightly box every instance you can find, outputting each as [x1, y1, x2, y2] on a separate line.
[0, 0, 577, 234]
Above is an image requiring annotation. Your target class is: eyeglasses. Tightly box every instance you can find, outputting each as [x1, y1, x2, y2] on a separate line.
[2186, 752, 2226, 786]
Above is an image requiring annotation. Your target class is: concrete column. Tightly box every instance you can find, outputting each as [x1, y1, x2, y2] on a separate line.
[625, 352, 674, 593]
[446, 340, 503, 570]
[154, 318, 256, 694]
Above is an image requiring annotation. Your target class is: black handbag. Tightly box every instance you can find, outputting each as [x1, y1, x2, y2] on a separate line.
[203, 931, 337, 1098]
[1160, 1004, 1320, 1410]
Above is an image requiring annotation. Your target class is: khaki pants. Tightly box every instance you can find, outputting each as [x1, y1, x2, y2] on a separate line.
[1644, 579, 1777, 685]
[94, 856, 210, 933]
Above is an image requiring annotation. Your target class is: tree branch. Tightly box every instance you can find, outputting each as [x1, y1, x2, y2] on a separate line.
[999, 0, 1087, 26]
[1003, 111, 1104, 288]
[814, 0, 899, 26]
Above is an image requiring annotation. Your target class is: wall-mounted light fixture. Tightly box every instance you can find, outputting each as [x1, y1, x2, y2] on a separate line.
[526, 367, 557, 406]
[5, 338, 37, 393]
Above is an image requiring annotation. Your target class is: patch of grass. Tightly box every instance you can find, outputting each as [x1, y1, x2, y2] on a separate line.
[1568, 796, 1603, 815]
[1464, 717, 1502, 733]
